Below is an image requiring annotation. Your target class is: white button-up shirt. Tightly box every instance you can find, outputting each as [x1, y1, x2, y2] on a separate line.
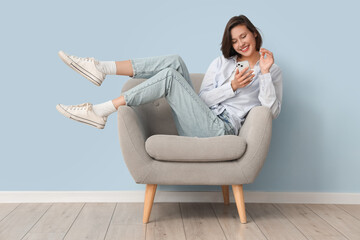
[199, 54, 283, 135]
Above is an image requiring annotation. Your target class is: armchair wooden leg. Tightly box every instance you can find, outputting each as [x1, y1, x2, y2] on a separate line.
[221, 185, 230, 205]
[232, 184, 247, 224]
[143, 184, 157, 224]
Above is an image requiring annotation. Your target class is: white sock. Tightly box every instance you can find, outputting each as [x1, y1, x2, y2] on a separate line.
[92, 100, 117, 117]
[95, 61, 117, 75]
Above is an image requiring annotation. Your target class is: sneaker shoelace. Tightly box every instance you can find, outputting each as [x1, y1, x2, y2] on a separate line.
[68, 103, 91, 111]
[70, 55, 95, 62]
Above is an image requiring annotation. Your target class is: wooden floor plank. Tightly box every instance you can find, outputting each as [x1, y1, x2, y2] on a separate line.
[336, 204, 360, 220]
[146, 203, 186, 240]
[0, 203, 20, 222]
[275, 203, 347, 240]
[306, 204, 360, 240]
[0, 203, 52, 240]
[0, 202, 358, 240]
[63, 203, 116, 240]
[22, 203, 84, 240]
[105, 203, 146, 240]
[246, 203, 307, 240]
[180, 202, 227, 240]
[106, 224, 146, 240]
[212, 203, 267, 240]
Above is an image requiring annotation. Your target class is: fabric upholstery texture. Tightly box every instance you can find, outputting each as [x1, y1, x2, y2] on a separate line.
[117, 73, 272, 185]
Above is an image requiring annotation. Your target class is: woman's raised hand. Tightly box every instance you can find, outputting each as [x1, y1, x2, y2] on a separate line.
[259, 48, 274, 74]
[231, 66, 255, 91]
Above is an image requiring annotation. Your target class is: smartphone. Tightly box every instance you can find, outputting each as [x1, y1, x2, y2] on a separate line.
[237, 60, 250, 74]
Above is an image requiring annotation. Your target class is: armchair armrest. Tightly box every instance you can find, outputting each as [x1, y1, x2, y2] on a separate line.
[237, 106, 273, 183]
[117, 105, 154, 183]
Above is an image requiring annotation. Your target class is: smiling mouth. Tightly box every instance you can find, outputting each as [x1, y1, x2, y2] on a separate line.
[240, 45, 249, 52]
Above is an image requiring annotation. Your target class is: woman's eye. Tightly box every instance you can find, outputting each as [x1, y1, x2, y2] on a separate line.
[242, 35, 246, 38]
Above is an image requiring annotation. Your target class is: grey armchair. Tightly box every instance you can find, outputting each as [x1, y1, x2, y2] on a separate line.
[117, 73, 273, 224]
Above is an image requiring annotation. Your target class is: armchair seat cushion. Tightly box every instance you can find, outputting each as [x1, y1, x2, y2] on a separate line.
[145, 134, 247, 162]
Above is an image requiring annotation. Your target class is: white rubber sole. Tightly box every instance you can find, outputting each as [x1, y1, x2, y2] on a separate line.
[56, 104, 105, 129]
[58, 51, 103, 86]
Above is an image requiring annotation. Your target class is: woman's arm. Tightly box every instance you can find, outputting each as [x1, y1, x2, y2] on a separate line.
[199, 57, 236, 108]
[258, 64, 283, 119]
[258, 48, 283, 119]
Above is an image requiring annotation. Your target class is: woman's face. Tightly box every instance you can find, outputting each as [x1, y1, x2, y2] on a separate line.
[231, 24, 258, 58]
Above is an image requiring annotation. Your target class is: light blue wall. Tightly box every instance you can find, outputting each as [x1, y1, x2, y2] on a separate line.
[1, 0, 359, 192]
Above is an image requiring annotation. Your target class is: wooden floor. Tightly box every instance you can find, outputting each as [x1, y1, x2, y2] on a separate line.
[0, 202, 359, 240]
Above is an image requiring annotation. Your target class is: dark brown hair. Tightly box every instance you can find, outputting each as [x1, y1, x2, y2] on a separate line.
[220, 15, 263, 58]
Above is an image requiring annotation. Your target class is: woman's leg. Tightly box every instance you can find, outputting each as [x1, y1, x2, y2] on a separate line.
[56, 65, 235, 134]
[116, 54, 194, 89]
[115, 60, 134, 77]
[56, 54, 198, 130]
[58, 51, 192, 88]
[115, 67, 228, 137]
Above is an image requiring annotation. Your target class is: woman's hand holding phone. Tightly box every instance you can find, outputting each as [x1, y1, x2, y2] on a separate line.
[231, 66, 255, 91]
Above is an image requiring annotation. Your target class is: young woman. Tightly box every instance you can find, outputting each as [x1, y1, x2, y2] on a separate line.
[56, 14, 282, 138]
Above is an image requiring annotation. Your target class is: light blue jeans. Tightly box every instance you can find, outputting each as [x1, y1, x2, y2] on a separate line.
[122, 54, 237, 138]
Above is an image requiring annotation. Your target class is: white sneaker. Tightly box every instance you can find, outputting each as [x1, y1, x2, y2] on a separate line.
[58, 50, 105, 86]
[56, 103, 107, 129]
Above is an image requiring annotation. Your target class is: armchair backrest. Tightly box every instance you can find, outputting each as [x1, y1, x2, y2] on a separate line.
[120, 73, 205, 136]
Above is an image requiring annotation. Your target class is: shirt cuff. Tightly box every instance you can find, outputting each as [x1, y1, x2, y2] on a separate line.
[259, 73, 272, 91]
[224, 81, 236, 97]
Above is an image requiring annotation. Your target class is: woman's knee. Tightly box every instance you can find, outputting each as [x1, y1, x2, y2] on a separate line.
[168, 54, 184, 68]
[161, 67, 180, 77]
[169, 54, 182, 62]
[158, 68, 188, 87]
